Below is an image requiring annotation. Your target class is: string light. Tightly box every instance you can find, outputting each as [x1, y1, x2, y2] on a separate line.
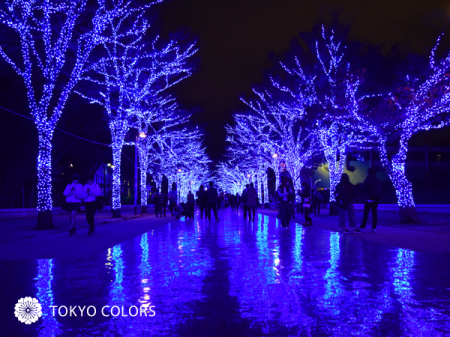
[0, 0, 138, 223]
[75, 2, 197, 214]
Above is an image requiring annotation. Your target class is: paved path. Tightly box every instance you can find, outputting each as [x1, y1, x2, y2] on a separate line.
[2, 209, 450, 336]
[258, 208, 450, 253]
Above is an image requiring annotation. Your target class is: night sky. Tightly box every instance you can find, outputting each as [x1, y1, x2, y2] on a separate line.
[1, 0, 450, 171]
[157, 0, 450, 161]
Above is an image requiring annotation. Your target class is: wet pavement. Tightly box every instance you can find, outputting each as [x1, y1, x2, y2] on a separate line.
[2, 209, 450, 336]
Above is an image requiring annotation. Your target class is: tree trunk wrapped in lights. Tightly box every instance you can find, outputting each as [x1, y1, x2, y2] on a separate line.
[0, 0, 134, 228]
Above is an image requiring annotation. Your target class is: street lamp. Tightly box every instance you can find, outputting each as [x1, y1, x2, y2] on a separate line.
[135, 132, 147, 215]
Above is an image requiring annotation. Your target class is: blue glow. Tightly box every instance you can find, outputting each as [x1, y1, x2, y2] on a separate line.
[35, 259, 61, 336]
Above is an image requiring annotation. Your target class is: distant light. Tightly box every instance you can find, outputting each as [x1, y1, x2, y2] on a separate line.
[247, 174, 250, 177]
[107, 163, 112, 167]
[69, 163, 73, 168]
[272, 153, 278, 158]
[139, 132, 147, 138]
[177, 168, 182, 173]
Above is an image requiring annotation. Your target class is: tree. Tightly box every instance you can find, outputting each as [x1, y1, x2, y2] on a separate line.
[227, 73, 317, 202]
[0, 0, 134, 228]
[148, 129, 210, 203]
[278, 27, 367, 213]
[76, 3, 196, 216]
[346, 38, 450, 222]
[135, 99, 189, 212]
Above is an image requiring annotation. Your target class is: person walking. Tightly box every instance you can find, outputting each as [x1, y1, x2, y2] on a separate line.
[196, 185, 207, 219]
[206, 181, 220, 221]
[246, 182, 258, 221]
[168, 186, 177, 216]
[355, 168, 382, 233]
[63, 174, 83, 236]
[187, 190, 195, 218]
[229, 193, 235, 211]
[288, 181, 296, 219]
[82, 177, 101, 235]
[160, 191, 168, 217]
[277, 172, 295, 229]
[301, 182, 313, 226]
[313, 188, 323, 215]
[241, 184, 249, 219]
[153, 189, 161, 217]
[335, 173, 357, 233]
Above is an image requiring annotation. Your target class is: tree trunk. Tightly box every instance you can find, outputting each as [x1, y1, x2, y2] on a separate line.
[263, 172, 268, 204]
[392, 170, 421, 223]
[378, 143, 421, 224]
[34, 131, 55, 229]
[399, 206, 421, 223]
[324, 149, 346, 216]
[111, 146, 122, 218]
[137, 140, 148, 214]
[140, 170, 148, 214]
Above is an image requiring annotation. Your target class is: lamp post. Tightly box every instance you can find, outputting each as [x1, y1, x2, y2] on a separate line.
[134, 132, 147, 216]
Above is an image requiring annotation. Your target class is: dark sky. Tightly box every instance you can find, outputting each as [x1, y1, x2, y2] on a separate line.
[157, 0, 450, 161]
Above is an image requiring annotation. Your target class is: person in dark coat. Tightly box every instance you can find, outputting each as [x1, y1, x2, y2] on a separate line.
[277, 170, 295, 229]
[206, 181, 220, 221]
[355, 168, 382, 233]
[153, 189, 161, 217]
[334, 173, 356, 233]
[313, 188, 323, 215]
[246, 182, 258, 221]
[168, 187, 177, 216]
[196, 185, 207, 219]
[160, 191, 168, 217]
[301, 182, 313, 226]
[187, 190, 195, 218]
[241, 184, 249, 219]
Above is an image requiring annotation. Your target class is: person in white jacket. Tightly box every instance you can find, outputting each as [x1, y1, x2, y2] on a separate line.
[63, 174, 83, 236]
[83, 177, 101, 235]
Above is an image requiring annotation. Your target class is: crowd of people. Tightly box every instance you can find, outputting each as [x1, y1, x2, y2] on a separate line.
[274, 168, 381, 233]
[62, 167, 381, 236]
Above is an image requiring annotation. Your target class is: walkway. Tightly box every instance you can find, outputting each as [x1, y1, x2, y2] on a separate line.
[1, 209, 450, 336]
[259, 208, 450, 253]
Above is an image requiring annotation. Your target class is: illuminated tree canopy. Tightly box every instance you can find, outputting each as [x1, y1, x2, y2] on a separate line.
[0, 0, 140, 228]
[75, 1, 197, 216]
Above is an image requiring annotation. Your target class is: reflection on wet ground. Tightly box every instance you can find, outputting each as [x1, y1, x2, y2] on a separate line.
[2, 210, 450, 336]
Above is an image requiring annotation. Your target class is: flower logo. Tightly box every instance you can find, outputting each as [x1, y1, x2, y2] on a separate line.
[14, 297, 42, 324]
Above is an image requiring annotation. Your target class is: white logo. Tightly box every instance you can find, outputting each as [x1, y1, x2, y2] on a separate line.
[14, 297, 42, 324]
